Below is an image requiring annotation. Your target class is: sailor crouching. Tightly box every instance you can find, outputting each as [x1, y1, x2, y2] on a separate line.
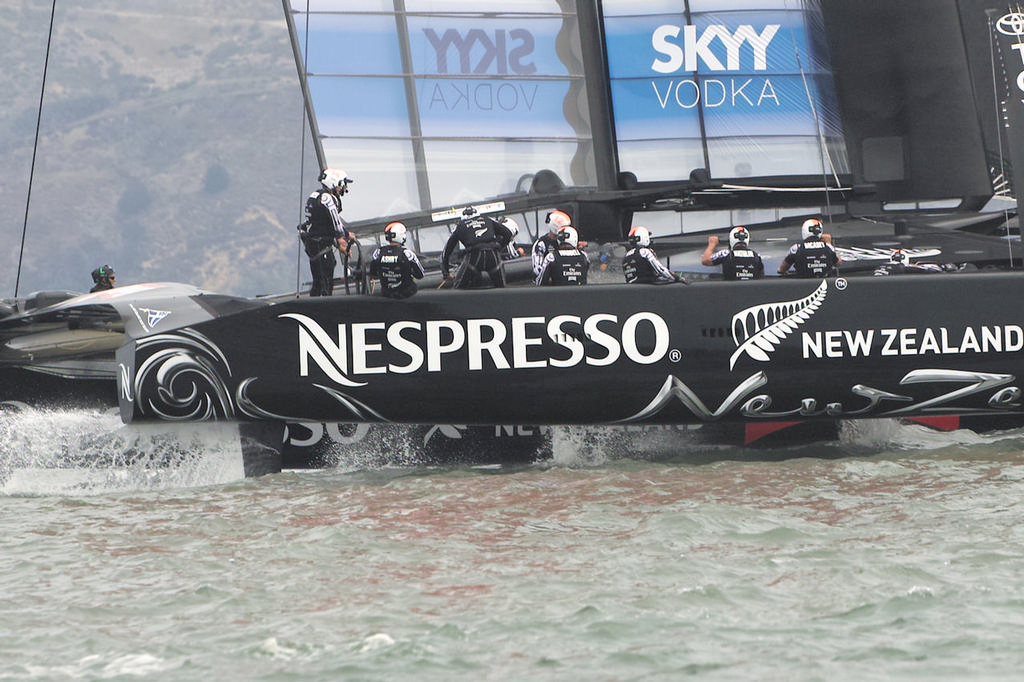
[441, 206, 514, 289]
[623, 225, 686, 284]
[536, 225, 590, 285]
[369, 222, 425, 299]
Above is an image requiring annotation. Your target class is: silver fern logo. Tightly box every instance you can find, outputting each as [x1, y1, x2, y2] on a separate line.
[729, 280, 828, 369]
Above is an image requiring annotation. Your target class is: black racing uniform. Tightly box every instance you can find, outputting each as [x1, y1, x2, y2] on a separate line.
[780, 238, 839, 278]
[707, 246, 765, 281]
[300, 188, 351, 296]
[622, 246, 678, 284]
[441, 215, 513, 289]
[370, 243, 426, 299]
[531, 232, 559, 277]
[536, 246, 590, 285]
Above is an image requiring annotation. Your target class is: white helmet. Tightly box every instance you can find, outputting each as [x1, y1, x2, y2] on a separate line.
[890, 249, 906, 265]
[801, 218, 823, 241]
[557, 225, 579, 248]
[627, 225, 651, 247]
[384, 221, 407, 245]
[546, 209, 571, 229]
[320, 168, 352, 191]
[729, 226, 750, 249]
[502, 217, 520, 240]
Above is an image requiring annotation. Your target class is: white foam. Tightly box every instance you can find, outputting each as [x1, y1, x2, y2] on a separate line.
[0, 408, 245, 494]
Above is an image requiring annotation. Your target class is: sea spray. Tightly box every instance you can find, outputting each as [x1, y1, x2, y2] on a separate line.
[0, 406, 245, 494]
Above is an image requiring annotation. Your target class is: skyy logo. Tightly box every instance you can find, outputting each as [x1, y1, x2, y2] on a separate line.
[651, 24, 780, 74]
[422, 27, 540, 113]
[647, 23, 783, 111]
[424, 28, 536, 75]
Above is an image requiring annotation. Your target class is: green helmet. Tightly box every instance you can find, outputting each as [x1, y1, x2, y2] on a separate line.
[91, 265, 115, 283]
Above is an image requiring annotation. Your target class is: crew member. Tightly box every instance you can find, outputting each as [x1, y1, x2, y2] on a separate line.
[873, 249, 945, 276]
[622, 226, 684, 284]
[532, 209, 570, 277]
[441, 206, 514, 289]
[536, 225, 589, 285]
[89, 265, 116, 292]
[369, 222, 425, 299]
[500, 217, 526, 260]
[701, 226, 764, 281]
[298, 167, 354, 297]
[777, 218, 840, 278]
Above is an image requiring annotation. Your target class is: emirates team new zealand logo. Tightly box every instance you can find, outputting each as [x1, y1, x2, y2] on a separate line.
[728, 280, 827, 369]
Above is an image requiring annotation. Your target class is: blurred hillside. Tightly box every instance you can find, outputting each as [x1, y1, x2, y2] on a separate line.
[0, 1, 322, 297]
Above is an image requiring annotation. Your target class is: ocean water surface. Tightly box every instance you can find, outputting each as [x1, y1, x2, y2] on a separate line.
[2, 411, 1024, 681]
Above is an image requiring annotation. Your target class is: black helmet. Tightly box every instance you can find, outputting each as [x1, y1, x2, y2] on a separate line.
[91, 265, 115, 283]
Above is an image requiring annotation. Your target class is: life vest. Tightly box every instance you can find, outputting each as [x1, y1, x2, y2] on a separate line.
[545, 247, 589, 285]
[303, 189, 341, 240]
[721, 247, 762, 281]
[375, 244, 414, 292]
[791, 239, 836, 278]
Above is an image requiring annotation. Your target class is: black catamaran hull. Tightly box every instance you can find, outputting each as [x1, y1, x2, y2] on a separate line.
[117, 274, 1024, 429]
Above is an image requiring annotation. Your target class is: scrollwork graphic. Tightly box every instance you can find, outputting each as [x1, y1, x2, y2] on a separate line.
[133, 329, 234, 421]
[234, 378, 390, 423]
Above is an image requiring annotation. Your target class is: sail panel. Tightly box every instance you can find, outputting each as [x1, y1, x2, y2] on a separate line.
[288, 1, 593, 222]
[601, 1, 848, 182]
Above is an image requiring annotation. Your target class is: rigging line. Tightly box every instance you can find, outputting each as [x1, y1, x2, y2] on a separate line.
[17, 0, 58, 298]
[292, 0, 313, 297]
[987, 9, 1017, 268]
[785, 1, 840, 223]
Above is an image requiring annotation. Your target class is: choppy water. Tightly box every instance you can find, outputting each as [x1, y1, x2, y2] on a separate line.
[2, 411, 1024, 681]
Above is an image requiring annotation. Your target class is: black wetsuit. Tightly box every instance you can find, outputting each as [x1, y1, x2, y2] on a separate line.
[780, 239, 838, 278]
[301, 188, 351, 296]
[441, 215, 513, 289]
[623, 246, 678, 284]
[536, 246, 590, 285]
[531, 232, 559, 277]
[370, 243, 426, 299]
[707, 246, 764, 281]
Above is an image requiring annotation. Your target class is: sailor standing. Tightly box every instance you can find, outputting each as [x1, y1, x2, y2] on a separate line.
[536, 225, 590, 285]
[701, 227, 764, 281]
[777, 218, 840, 278]
[298, 168, 354, 297]
[622, 226, 684, 284]
[369, 222, 425, 299]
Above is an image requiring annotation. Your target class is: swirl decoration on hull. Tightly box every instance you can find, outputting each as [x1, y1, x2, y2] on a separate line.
[729, 280, 827, 369]
[133, 329, 235, 421]
[132, 329, 396, 423]
[234, 378, 389, 422]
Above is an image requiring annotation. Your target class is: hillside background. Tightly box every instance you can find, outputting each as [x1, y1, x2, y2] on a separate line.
[0, 1, 323, 298]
